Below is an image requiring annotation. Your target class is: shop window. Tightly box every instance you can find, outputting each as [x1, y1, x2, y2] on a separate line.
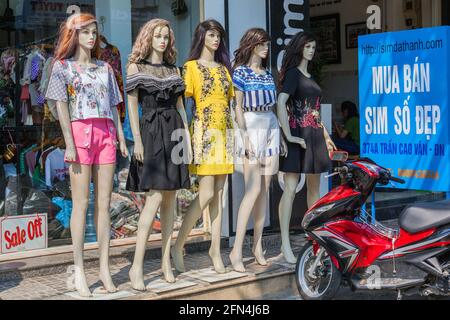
[0, 0, 203, 255]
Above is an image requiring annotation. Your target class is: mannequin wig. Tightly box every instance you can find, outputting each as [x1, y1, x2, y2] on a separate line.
[128, 18, 177, 65]
[187, 19, 232, 73]
[233, 28, 271, 71]
[278, 31, 317, 89]
[54, 13, 101, 61]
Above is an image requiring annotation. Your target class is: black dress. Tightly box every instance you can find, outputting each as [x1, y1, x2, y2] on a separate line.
[279, 68, 331, 174]
[126, 62, 191, 191]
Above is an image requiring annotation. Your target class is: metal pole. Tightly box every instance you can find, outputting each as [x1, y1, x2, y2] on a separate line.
[371, 191, 376, 221]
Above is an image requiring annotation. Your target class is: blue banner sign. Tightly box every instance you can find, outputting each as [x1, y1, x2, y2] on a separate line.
[359, 27, 450, 192]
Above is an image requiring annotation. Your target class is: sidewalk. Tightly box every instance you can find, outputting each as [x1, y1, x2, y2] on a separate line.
[0, 234, 307, 300]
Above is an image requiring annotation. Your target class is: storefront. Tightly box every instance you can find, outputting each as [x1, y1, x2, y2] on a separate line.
[0, 0, 205, 259]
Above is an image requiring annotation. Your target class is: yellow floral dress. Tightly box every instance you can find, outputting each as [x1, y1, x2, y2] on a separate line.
[183, 60, 235, 176]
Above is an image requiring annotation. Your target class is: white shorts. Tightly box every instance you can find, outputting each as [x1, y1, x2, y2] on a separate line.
[235, 111, 280, 175]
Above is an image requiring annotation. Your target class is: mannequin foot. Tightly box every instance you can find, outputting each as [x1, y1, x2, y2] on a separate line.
[229, 250, 246, 273]
[162, 261, 176, 283]
[209, 248, 226, 274]
[129, 265, 146, 291]
[74, 270, 92, 298]
[99, 270, 117, 293]
[281, 246, 297, 264]
[252, 246, 268, 266]
[171, 247, 186, 273]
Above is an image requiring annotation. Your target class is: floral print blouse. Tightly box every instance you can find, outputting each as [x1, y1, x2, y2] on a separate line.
[45, 58, 123, 122]
[282, 68, 323, 130]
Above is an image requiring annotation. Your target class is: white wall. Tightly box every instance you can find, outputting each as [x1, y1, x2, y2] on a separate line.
[96, 0, 132, 78]
[228, 0, 267, 55]
[204, 0, 225, 25]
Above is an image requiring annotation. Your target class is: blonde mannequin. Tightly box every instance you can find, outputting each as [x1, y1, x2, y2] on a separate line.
[125, 19, 192, 289]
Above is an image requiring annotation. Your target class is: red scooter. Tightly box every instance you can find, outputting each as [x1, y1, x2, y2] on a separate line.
[295, 153, 450, 300]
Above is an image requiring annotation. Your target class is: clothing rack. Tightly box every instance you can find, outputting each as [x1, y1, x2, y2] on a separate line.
[0, 34, 58, 53]
[2, 31, 59, 215]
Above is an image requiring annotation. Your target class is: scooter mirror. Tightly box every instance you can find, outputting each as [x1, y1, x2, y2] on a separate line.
[330, 151, 348, 162]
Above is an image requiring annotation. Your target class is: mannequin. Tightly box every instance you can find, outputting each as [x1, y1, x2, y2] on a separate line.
[45, 13, 128, 297]
[277, 32, 336, 263]
[171, 20, 235, 274]
[125, 19, 191, 289]
[229, 28, 286, 272]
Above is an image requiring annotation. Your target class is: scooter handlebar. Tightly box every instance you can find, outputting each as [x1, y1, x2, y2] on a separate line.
[390, 176, 406, 184]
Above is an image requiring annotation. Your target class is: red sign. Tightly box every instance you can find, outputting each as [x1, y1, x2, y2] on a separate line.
[0, 214, 48, 254]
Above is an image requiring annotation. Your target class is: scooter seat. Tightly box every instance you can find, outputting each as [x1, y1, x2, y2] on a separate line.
[399, 200, 450, 234]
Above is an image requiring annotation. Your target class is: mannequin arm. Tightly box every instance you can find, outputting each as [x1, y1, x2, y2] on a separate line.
[111, 106, 128, 158]
[234, 90, 248, 140]
[322, 122, 337, 152]
[176, 96, 193, 164]
[55, 100, 76, 162]
[234, 90, 256, 158]
[277, 93, 306, 149]
[127, 63, 144, 162]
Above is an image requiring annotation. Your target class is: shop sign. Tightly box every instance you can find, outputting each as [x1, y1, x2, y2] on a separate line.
[21, 0, 95, 29]
[359, 27, 450, 191]
[0, 214, 48, 254]
[268, 0, 310, 76]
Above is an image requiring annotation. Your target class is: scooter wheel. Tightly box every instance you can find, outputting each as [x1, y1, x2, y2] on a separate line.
[295, 242, 342, 300]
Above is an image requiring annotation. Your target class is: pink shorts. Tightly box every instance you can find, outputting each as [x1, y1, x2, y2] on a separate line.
[69, 118, 117, 165]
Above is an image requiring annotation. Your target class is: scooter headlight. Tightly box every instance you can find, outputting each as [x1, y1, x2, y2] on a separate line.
[302, 203, 336, 229]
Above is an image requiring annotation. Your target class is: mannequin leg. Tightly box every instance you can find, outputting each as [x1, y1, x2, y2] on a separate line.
[129, 190, 163, 291]
[208, 175, 228, 273]
[93, 164, 117, 293]
[69, 164, 92, 297]
[203, 207, 211, 234]
[171, 176, 215, 272]
[278, 173, 300, 264]
[252, 174, 272, 266]
[229, 161, 261, 272]
[160, 191, 176, 283]
[306, 174, 322, 209]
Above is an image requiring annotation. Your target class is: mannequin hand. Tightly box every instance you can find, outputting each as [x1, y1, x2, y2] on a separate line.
[184, 130, 194, 164]
[119, 138, 129, 158]
[65, 145, 77, 162]
[326, 138, 337, 153]
[280, 138, 288, 158]
[244, 136, 256, 160]
[134, 140, 145, 163]
[290, 137, 307, 150]
[186, 140, 194, 165]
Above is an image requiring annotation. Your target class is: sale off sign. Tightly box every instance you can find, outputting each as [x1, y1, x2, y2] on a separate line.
[1, 214, 48, 254]
[359, 27, 450, 192]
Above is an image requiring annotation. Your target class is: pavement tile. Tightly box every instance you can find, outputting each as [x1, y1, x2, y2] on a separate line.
[0, 234, 305, 300]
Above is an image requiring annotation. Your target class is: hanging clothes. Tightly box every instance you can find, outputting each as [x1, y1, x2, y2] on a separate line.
[99, 43, 126, 120]
[45, 148, 68, 188]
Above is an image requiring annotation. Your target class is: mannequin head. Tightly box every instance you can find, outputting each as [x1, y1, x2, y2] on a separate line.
[188, 19, 231, 72]
[233, 28, 271, 70]
[129, 18, 177, 65]
[54, 13, 100, 61]
[278, 31, 317, 87]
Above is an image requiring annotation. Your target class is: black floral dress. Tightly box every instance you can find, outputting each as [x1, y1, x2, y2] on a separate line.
[280, 68, 330, 174]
